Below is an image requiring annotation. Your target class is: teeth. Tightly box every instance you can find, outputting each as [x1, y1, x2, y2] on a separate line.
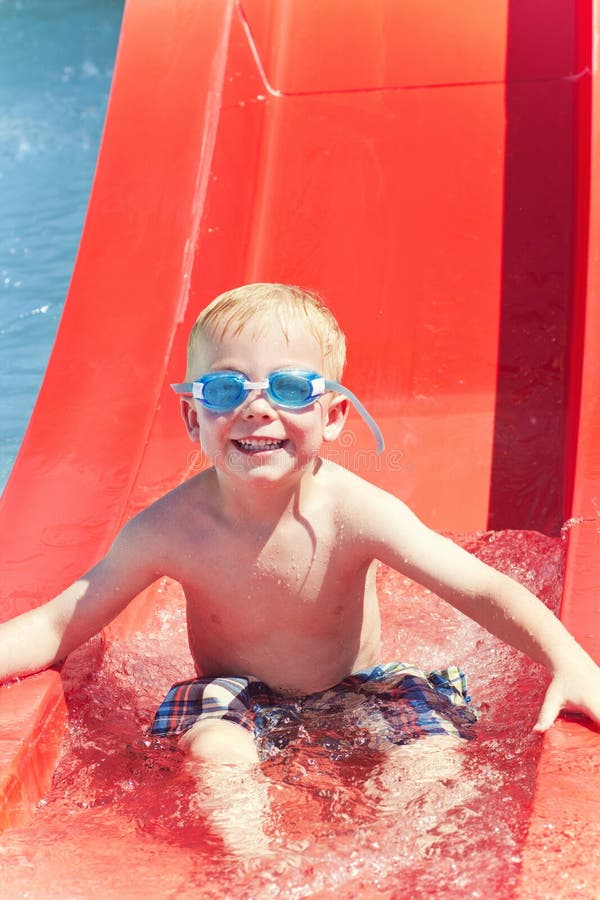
[236, 439, 284, 451]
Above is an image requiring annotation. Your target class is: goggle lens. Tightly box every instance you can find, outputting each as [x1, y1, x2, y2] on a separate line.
[269, 372, 314, 406]
[195, 370, 321, 412]
[201, 374, 246, 410]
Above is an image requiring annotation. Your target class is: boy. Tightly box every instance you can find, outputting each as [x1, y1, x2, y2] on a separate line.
[1, 282, 599, 774]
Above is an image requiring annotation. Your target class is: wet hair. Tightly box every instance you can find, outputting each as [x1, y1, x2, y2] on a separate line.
[185, 283, 347, 380]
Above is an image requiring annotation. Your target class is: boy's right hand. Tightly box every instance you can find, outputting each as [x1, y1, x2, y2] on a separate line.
[533, 657, 600, 733]
[0, 513, 160, 682]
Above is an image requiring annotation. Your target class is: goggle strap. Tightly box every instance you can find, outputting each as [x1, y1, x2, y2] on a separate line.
[309, 376, 326, 396]
[171, 382, 193, 396]
[324, 380, 385, 454]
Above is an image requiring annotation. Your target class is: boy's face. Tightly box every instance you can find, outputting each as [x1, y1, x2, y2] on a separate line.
[181, 316, 348, 487]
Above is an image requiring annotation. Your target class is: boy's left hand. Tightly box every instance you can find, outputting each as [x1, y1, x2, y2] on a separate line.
[534, 663, 600, 733]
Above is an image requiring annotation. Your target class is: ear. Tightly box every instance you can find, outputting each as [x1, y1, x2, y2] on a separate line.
[180, 397, 200, 442]
[322, 395, 350, 444]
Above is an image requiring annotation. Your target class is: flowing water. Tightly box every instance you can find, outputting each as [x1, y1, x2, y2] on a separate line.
[0, 0, 123, 489]
[0, 530, 564, 899]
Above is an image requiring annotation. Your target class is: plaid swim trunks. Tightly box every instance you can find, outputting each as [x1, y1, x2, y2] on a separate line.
[151, 663, 477, 754]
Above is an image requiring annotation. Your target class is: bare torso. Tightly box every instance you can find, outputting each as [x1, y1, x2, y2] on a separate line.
[155, 463, 382, 694]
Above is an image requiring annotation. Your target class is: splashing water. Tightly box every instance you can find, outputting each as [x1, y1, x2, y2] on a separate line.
[0, 530, 564, 899]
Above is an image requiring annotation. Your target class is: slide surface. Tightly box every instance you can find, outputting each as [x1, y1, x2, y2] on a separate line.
[0, 1, 599, 895]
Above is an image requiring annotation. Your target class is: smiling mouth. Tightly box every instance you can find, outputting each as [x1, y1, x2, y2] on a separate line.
[233, 438, 287, 453]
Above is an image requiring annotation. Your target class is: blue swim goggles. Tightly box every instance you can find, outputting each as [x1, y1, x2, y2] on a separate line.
[171, 369, 384, 453]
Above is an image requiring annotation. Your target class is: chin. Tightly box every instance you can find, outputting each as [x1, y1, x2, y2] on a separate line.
[227, 450, 316, 486]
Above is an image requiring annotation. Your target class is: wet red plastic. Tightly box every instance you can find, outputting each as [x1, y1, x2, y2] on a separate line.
[0, 0, 598, 895]
[0, 671, 67, 830]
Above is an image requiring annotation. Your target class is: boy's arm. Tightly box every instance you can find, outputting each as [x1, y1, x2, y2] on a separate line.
[362, 490, 600, 732]
[0, 515, 162, 683]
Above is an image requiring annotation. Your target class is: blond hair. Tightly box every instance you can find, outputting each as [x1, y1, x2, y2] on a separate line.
[185, 283, 346, 380]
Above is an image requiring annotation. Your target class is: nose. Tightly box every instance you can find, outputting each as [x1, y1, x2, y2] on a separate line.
[240, 389, 277, 419]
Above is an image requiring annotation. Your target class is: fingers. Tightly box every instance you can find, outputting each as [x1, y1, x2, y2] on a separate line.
[533, 681, 564, 733]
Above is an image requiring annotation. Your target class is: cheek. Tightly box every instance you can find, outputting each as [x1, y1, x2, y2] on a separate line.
[286, 404, 327, 444]
[196, 412, 230, 447]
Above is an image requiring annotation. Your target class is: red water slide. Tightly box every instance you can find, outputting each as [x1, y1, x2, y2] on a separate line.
[1, 0, 599, 894]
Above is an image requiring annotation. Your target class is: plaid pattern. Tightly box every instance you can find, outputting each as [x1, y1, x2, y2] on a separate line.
[310, 663, 477, 749]
[151, 676, 270, 736]
[151, 662, 477, 750]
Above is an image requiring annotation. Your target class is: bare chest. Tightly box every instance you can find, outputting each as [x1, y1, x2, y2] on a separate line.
[175, 518, 362, 632]
[200, 532, 323, 593]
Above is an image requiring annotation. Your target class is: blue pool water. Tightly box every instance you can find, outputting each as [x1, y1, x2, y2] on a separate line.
[0, 0, 123, 489]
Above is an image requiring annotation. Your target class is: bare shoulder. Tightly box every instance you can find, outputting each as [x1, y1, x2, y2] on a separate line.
[322, 462, 496, 593]
[321, 459, 418, 532]
[111, 470, 215, 568]
[323, 462, 416, 516]
[135, 470, 212, 522]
